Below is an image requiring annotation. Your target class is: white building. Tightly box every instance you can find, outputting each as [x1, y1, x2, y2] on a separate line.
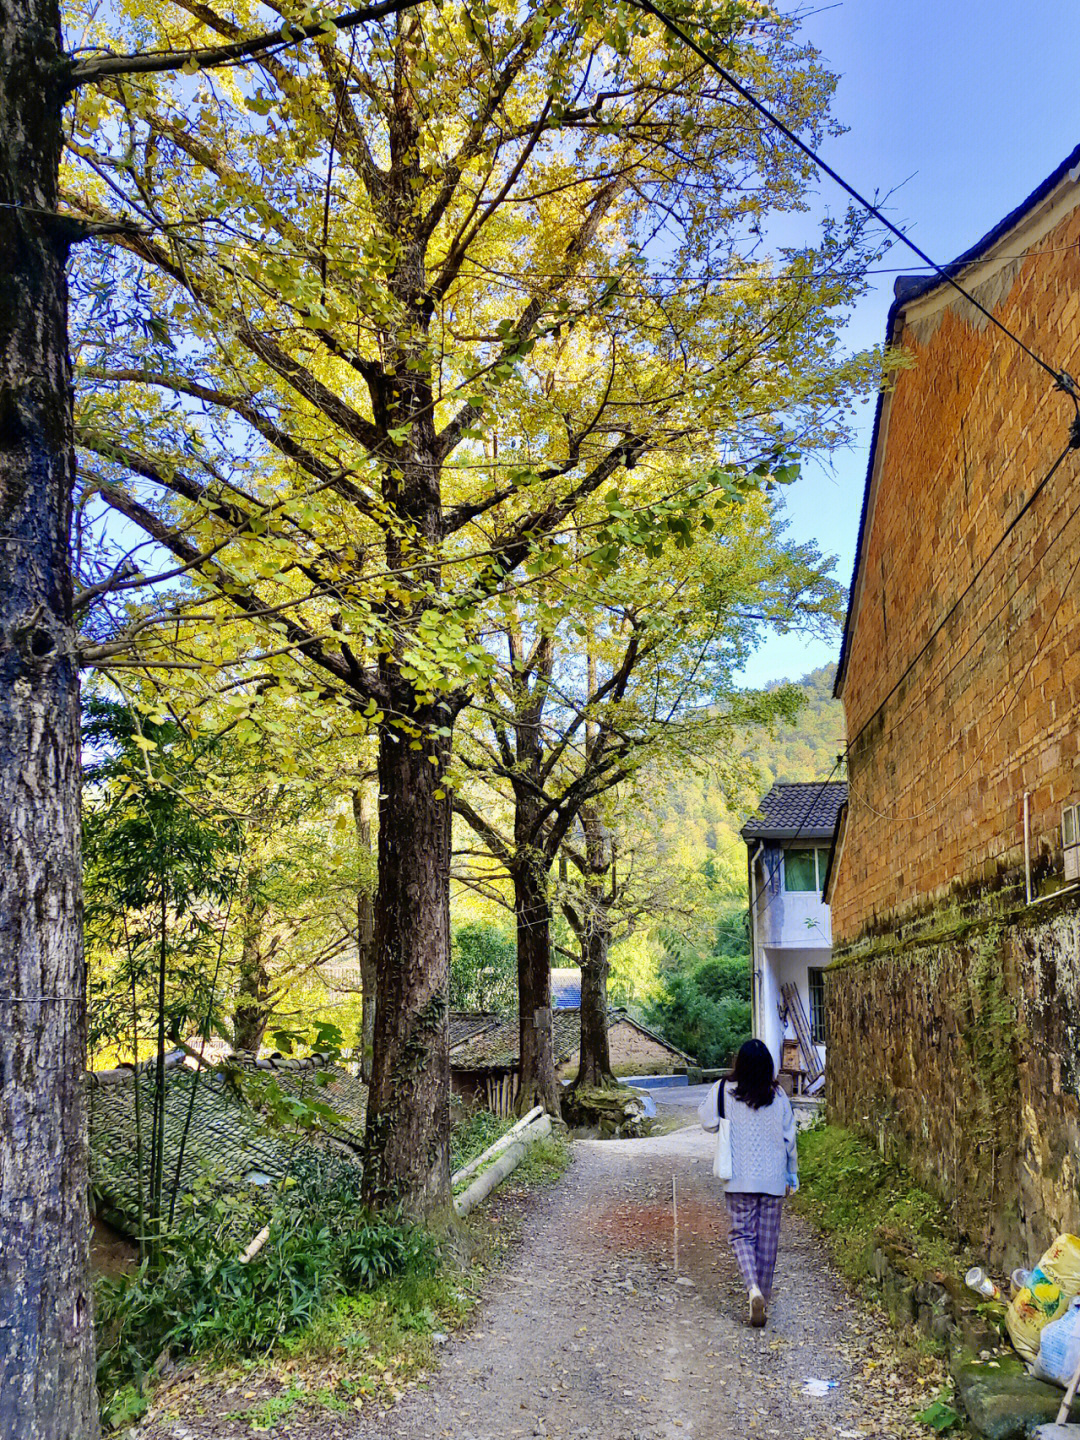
[742, 782, 847, 1092]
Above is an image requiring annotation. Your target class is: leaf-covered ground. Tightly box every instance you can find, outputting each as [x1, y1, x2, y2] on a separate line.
[135, 1120, 947, 1440]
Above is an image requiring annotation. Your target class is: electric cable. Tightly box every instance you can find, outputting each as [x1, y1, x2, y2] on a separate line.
[843, 435, 1080, 767]
[628, 0, 1078, 401]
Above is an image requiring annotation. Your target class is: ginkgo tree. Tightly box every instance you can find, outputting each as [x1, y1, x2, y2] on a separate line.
[450, 480, 840, 1096]
[65, 0, 874, 1211]
[4, 1, 447, 1432]
[2, 0, 876, 1424]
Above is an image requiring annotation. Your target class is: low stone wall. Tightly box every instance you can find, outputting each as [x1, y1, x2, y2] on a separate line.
[828, 893, 1080, 1271]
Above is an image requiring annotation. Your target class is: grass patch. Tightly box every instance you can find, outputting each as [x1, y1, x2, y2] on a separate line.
[792, 1124, 964, 1289]
[97, 1115, 571, 1430]
[449, 1108, 514, 1174]
[509, 1131, 571, 1188]
[450, 1110, 568, 1195]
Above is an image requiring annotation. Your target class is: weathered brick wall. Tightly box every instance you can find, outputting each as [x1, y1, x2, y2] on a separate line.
[827, 898, 1080, 1270]
[832, 199, 1080, 943]
[559, 1021, 684, 1078]
[607, 1021, 683, 1074]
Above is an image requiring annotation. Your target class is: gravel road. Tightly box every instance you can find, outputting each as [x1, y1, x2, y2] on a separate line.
[145, 1123, 939, 1440]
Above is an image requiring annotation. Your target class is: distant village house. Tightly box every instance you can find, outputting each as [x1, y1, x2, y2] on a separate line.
[742, 781, 847, 1096]
[449, 1007, 692, 1117]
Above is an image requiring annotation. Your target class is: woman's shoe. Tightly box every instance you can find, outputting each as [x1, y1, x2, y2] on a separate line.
[749, 1285, 766, 1327]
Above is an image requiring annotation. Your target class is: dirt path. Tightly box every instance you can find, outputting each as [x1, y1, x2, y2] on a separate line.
[148, 1125, 939, 1440]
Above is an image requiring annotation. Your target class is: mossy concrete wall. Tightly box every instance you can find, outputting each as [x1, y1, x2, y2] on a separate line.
[828, 895, 1080, 1270]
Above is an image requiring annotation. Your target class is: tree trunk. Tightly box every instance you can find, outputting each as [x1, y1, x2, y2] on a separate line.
[361, 724, 452, 1217]
[352, 787, 376, 1085]
[573, 806, 615, 1089]
[233, 906, 270, 1053]
[513, 856, 560, 1116]
[0, 1, 98, 1432]
[575, 907, 615, 1088]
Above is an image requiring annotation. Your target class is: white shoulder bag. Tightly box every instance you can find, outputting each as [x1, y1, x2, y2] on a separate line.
[696, 1079, 732, 1182]
[713, 1080, 732, 1182]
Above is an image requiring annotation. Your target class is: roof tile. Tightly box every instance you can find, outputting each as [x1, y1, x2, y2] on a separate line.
[740, 781, 847, 841]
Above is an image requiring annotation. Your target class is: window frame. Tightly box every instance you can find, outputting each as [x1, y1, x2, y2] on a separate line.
[807, 966, 827, 1046]
[783, 846, 829, 893]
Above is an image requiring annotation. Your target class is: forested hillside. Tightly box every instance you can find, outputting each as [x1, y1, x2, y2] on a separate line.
[757, 665, 846, 790]
[617, 664, 846, 1062]
[653, 664, 845, 864]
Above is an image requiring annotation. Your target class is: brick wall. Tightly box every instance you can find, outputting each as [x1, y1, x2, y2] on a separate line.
[832, 200, 1080, 943]
[558, 1021, 685, 1078]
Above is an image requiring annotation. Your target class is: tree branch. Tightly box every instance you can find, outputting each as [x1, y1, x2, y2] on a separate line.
[68, 0, 431, 86]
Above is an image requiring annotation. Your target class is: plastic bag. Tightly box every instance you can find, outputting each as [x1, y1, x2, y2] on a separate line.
[1007, 1235, 1080, 1362]
[1039, 1234, 1080, 1295]
[1034, 1296, 1080, 1388]
[1007, 1272, 1068, 1361]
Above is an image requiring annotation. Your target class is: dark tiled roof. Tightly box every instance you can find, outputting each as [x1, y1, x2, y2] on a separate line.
[740, 781, 848, 841]
[448, 1006, 693, 1070]
[87, 1051, 365, 1237]
[87, 1056, 303, 1235]
[551, 969, 582, 1008]
[448, 1012, 502, 1048]
[224, 1052, 368, 1153]
[450, 1008, 585, 1071]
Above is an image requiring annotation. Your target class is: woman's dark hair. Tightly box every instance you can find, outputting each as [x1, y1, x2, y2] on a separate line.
[729, 1038, 777, 1110]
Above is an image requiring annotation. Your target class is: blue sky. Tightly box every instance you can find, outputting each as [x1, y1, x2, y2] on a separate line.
[740, 0, 1080, 688]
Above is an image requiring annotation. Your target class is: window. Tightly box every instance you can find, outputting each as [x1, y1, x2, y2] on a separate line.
[784, 847, 829, 892]
[784, 849, 817, 891]
[1065, 804, 1080, 882]
[808, 967, 827, 1045]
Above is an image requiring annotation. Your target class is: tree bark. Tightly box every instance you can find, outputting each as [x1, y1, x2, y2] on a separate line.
[233, 904, 270, 1053]
[361, 724, 452, 1216]
[572, 807, 615, 1089]
[0, 0, 97, 1432]
[512, 856, 560, 1115]
[575, 908, 615, 1088]
[352, 787, 376, 1084]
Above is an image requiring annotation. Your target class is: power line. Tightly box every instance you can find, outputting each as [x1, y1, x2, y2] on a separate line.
[844, 434, 1080, 766]
[844, 449, 1080, 823]
[629, 0, 1078, 401]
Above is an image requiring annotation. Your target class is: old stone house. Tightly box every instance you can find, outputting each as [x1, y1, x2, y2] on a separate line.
[449, 1009, 692, 1115]
[825, 145, 1080, 1267]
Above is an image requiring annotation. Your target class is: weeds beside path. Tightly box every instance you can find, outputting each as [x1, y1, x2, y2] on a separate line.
[138, 1124, 945, 1440]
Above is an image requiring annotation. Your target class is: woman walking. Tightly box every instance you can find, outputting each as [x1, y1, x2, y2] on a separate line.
[718, 1038, 799, 1327]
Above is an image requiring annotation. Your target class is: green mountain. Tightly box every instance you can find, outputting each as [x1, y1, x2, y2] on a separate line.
[653, 664, 845, 865]
[756, 664, 846, 790]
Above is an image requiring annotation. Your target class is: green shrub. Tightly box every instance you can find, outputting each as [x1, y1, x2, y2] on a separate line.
[692, 954, 750, 1005]
[95, 1153, 434, 1412]
[449, 923, 516, 1013]
[644, 969, 751, 1067]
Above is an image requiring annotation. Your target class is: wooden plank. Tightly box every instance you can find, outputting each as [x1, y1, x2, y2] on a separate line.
[781, 982, 824, 1083]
